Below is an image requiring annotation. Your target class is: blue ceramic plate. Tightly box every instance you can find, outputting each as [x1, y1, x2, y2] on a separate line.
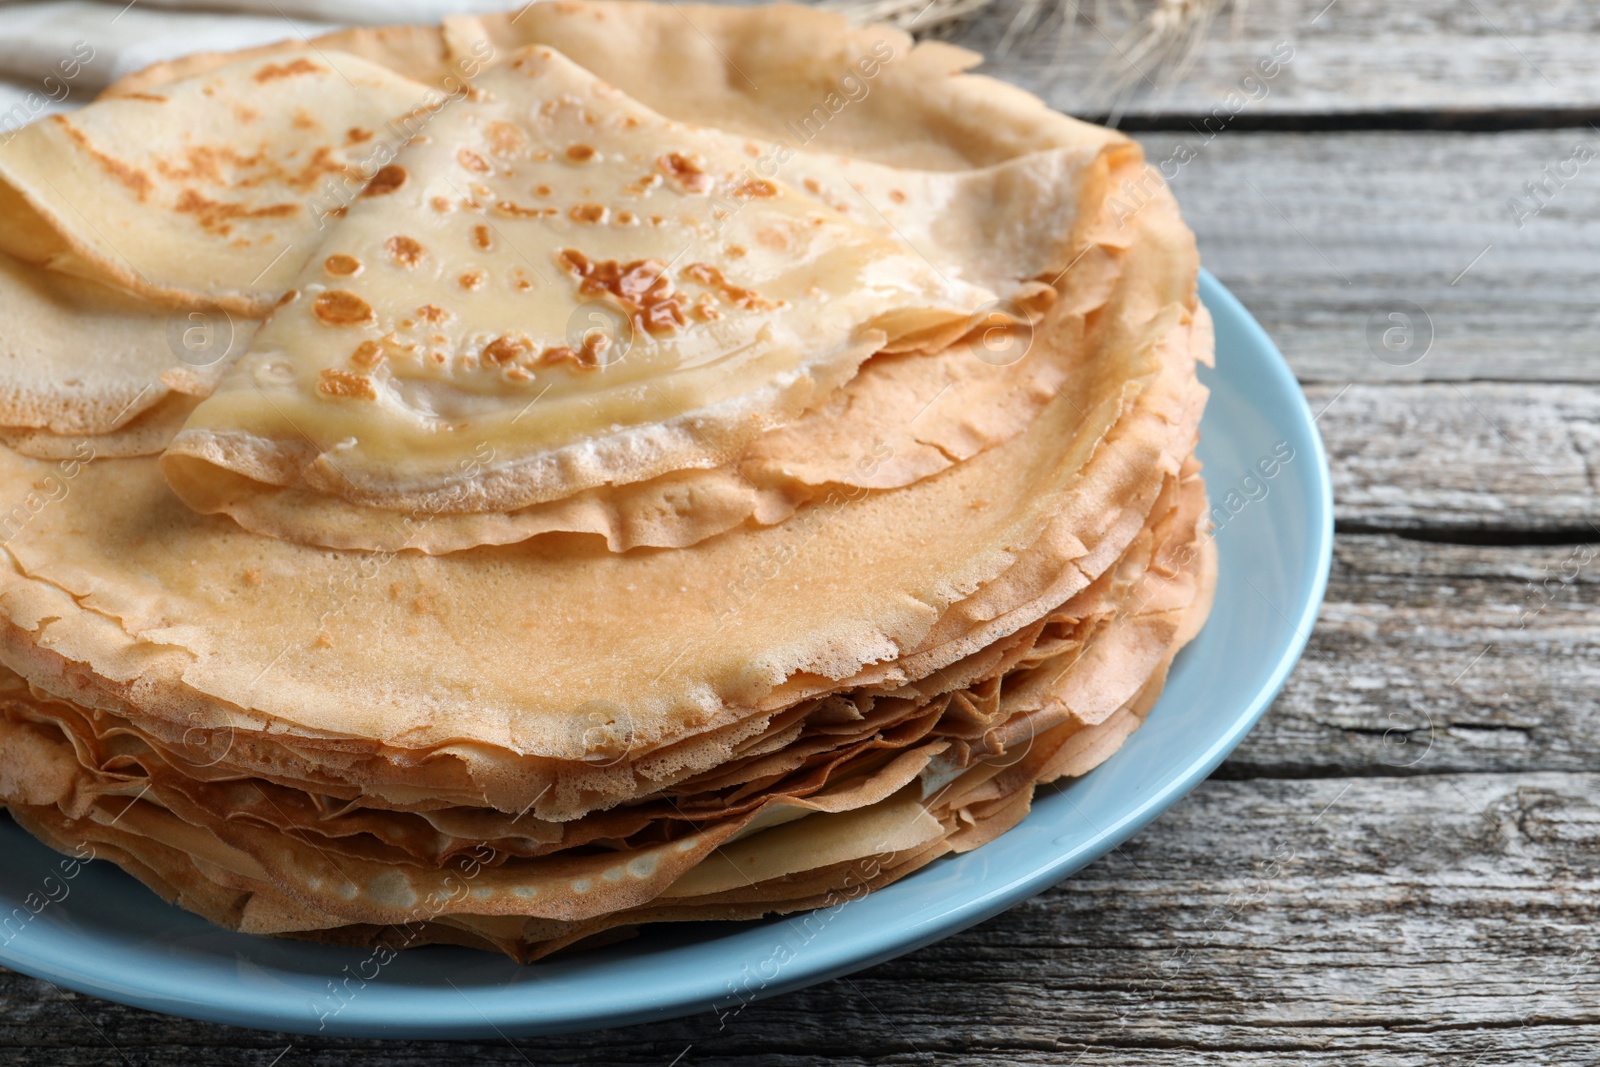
[0, 270, 1331, 1038]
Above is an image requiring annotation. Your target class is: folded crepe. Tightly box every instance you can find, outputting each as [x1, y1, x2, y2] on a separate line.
[0, 1, 1218, 963]
[159, 47, 989, 520]
[0, 48, 460, 458]
[0, 50, 446, 313]
[158, 44, 1130, 553]
[0, 250, 238, 459]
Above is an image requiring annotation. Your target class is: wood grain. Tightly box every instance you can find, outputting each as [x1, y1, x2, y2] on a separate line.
[1224, 534, 1600, 778]
[947, 0, 1600, 120]
[1137, 129, 1600, 385]
[1316, 383, 1600, 532]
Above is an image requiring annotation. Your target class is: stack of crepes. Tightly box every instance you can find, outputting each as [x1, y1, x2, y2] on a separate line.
[0, 1, 1215, 961]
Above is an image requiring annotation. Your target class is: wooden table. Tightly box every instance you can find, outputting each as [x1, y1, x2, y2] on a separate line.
[4, 0, 1596, 1062]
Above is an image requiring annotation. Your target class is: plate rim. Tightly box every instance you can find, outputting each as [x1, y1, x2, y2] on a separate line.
[0, 269, 1334, 1038]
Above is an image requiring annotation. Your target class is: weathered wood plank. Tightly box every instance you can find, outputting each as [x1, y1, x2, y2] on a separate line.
[1222, 533, 1600, 779]
[3, 774, 1597, 1063]
[1134, 129, 1600, 384]
[957, 0, 1600, 119]
[1315, 383, 1600, 531]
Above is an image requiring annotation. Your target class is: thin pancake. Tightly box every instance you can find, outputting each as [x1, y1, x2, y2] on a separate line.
[0, 51, 441, 313]
[161, 141, 1133, 552]
[159, 45, 1002, 525]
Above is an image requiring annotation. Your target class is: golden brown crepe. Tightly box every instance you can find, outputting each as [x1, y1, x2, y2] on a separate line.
[0, 0, 1218, 964]
[0, 250, 256, 459]
[0, 51, 441, 313]
[102, 1, 1157, 559]
[0, 457, 1214, 958]
[0, 43, 479, 461]
[159, 46, 998, 525]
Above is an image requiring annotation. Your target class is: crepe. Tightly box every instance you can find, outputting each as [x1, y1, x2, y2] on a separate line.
[109, 2, 1148, 557]
[0, 50, 441, 313]
[0, 0, 1219, 964]
[158, 45, 1085, 534]
[0, 250, 257, 460]
[0, 459, 1214, 957]
[0, 45, 491, 459]
[0, 194, 1202, 813]
[160, 134, 1134, 551]
[442, 3, 1108, 170]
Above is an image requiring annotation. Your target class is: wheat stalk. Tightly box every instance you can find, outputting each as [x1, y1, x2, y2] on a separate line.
[827, 0, 1237, 115]
[821, 0, 1002, 33]
[1096, 0, 1241, 111]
